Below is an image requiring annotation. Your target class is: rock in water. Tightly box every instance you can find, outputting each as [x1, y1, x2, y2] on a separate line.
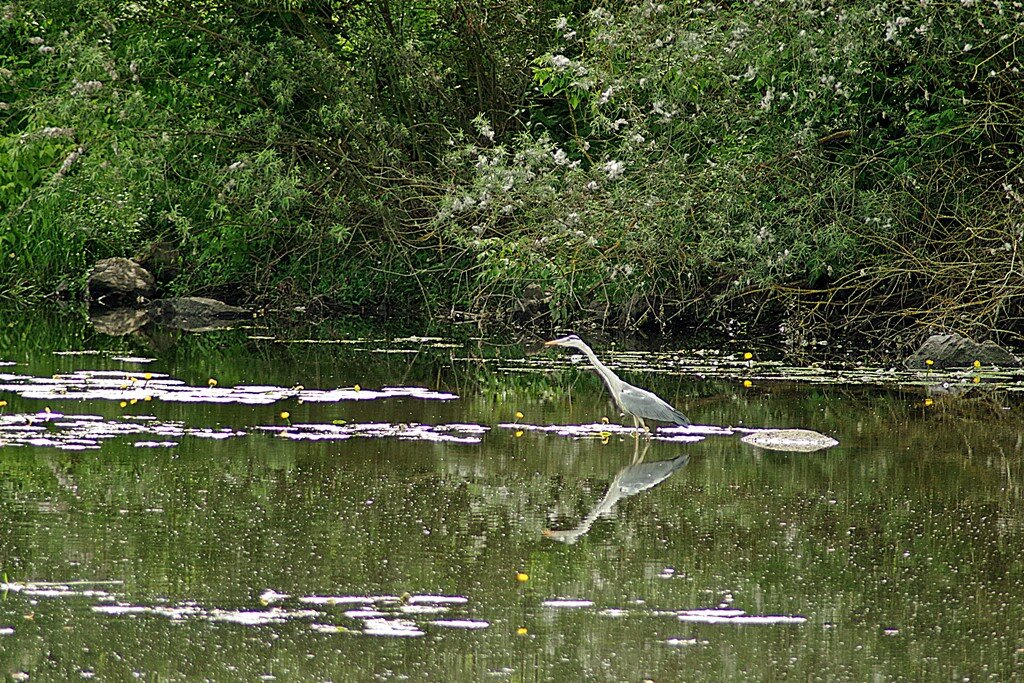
[740, 429, 839, 453]
[905, 333, 1020, 369]
[87, 257, 155, 306]
[150, 297, 250, 331]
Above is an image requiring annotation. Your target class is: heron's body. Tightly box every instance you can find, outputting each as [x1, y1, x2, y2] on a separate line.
[544, 334, 690, 430]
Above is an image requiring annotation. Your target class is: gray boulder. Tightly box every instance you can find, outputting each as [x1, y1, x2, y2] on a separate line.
[87, 257, 155, 306]
[905, 333, 1020, 369]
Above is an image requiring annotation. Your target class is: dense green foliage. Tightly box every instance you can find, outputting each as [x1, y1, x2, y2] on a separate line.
[1, 1, 1022, 344]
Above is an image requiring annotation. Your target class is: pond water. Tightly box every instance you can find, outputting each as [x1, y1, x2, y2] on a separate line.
[0, 314, 1022, 681]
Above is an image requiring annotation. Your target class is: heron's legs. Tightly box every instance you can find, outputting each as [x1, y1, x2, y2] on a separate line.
[631, 438, 651, 464]
[631, 415, 650, 435]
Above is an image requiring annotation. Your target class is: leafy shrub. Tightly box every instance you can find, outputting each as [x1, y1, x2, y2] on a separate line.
[1, 0, 1021, 348]
[432, 1, 1024, 341]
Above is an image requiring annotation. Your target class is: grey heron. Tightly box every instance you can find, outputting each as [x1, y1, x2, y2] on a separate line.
[544, 334, 691, 430]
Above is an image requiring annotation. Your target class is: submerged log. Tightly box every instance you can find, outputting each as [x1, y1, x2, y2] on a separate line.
[150, 297, 250, 332]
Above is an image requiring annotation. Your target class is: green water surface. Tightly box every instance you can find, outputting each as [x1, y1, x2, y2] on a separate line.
[0, 315, 1022, 681]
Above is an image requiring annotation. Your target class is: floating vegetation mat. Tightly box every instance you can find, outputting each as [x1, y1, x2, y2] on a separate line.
[259, 422, 489, 444]
[0, 411, 245, 450]
[260, 335, 462, 351]
[0, 580, 806, 639]
[676, 608, 807, 625]
[499, 422, 724, 443]
[499, 423, 838, 451]
[0, 580, 123, 599]
[93, 598, 481, 636]
[0, 370, 457, 405]
[542, 599, 596, 609]
[502, 348, 1024, 390]
[0, 581, 485, 638]
[0, 412, 492, 450]
[0, 411, 834, 452]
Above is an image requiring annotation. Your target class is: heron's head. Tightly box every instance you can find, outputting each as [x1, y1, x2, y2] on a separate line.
[544, 334, 585, 350]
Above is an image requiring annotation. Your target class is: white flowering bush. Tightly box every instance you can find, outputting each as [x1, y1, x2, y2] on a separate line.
[432, 0, 1024, 339]
[2, 0, 1021, 342]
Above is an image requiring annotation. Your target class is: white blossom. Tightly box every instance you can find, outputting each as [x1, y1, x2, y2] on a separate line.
[885, 17, 911, 41]
[602, 160, 625, 179]
[550, 54, 571, 70]
[70, 80, 103, 97]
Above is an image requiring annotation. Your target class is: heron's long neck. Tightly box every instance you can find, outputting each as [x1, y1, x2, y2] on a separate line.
[579, 345, 621, 394]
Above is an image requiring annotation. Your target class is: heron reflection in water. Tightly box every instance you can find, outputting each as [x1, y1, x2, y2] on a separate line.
[544, 334, 690, 432]
[543, 443, 689, 544]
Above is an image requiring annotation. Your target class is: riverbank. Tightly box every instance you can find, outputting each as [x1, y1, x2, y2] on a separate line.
[2, 2, 1021, 353]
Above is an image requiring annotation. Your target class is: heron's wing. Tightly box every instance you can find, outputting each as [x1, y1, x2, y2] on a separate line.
[619, 384, 690, 426]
